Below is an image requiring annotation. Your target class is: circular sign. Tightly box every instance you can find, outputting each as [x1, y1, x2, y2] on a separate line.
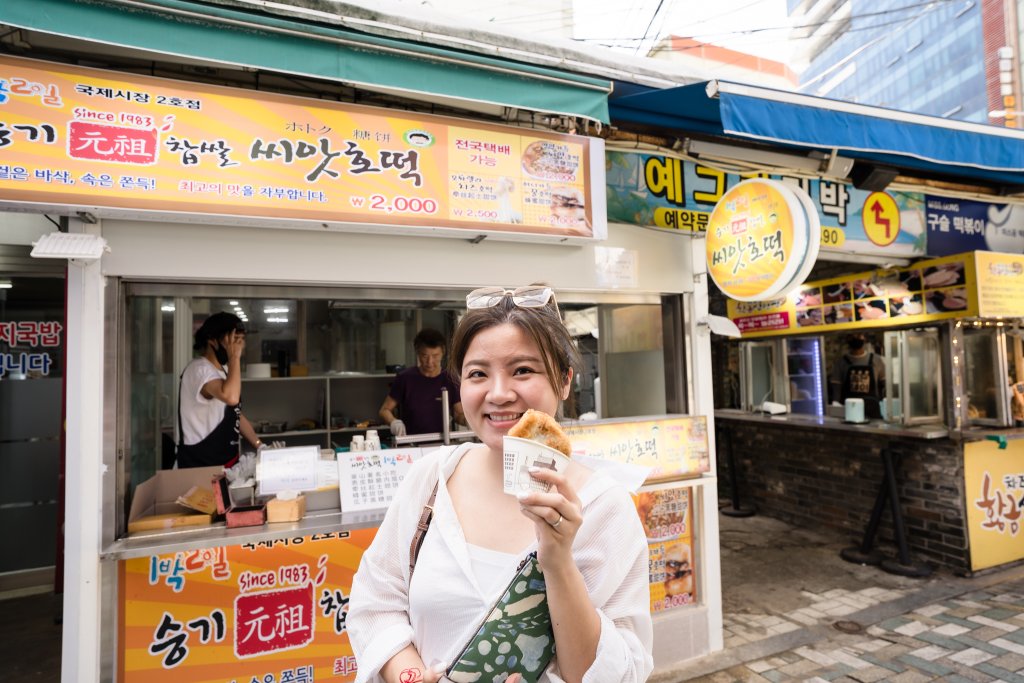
[705, 178, 817, 301]
[862, 191, 900, 247]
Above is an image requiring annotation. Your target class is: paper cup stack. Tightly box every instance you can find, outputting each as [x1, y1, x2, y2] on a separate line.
[502, 436, 570, 495]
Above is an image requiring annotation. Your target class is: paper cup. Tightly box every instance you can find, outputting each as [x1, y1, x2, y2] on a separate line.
[502, 436, 570, 495]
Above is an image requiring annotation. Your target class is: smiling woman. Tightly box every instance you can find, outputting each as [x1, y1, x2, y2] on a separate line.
[347, 286, 654, 683]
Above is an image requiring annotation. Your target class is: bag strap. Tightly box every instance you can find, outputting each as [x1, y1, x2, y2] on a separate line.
[409, 481, 439, 577]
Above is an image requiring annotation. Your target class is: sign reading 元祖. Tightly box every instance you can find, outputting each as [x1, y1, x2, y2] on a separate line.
[0, 54, 603, 241]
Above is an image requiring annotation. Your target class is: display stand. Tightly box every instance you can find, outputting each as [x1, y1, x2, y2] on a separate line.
[840, 448, 931, 577]
[719, 426, 756, 518]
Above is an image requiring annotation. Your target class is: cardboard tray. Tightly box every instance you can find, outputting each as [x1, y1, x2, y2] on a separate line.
[127, 466, 223, 535]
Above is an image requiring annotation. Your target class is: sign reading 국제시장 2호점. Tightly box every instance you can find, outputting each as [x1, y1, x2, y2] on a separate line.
[705, 179, 820, 302]
[0, 54, 601, 240]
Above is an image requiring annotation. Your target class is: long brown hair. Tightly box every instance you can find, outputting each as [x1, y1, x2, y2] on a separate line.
[448, 289, 581, 417]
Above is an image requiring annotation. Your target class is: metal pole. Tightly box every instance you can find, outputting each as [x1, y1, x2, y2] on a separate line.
[441, 387, 450, 446]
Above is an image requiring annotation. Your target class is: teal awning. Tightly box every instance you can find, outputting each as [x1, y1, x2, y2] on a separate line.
[0, 0, 612, 123]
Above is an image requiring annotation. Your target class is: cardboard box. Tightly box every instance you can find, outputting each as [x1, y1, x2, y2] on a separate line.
[127, 466, 222, 535]
[267, 494, 306, 523]
[213, 474, 267, 528]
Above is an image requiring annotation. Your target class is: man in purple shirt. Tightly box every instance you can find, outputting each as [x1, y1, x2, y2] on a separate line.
[379, 328, 464, 437]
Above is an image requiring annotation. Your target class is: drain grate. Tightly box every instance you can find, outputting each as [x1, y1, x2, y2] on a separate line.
[833, 620, 865, 634]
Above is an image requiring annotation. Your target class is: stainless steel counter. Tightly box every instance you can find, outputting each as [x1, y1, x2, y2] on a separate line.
[101, 507, 386, 561]
[714, 409, 949, 440]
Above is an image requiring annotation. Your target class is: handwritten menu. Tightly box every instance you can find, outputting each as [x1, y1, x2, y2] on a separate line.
[337, 448, 424, 512]
[256, 445, 320, 496]
[562, 416, 710, 481]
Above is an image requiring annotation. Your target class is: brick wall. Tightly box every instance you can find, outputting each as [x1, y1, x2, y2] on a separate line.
[715, 416, 969, 573]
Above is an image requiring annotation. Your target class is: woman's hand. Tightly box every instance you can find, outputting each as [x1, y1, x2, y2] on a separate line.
[225, 330, 246, 361]
[516, 467, 582, 571]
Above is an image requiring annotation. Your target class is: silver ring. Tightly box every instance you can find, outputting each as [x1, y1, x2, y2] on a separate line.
[551, 514, 563, 529]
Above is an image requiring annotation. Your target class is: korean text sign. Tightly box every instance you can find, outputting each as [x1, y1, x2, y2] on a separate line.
[0, 55, 600, 240]
[562, 416, 710, 481]
[964, 439, 1024, 571]
[634, 484, 696, 613]
[119, 529, 376, 683]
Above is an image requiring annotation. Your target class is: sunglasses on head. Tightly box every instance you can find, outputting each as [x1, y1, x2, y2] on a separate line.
[465, 286, 554, 310]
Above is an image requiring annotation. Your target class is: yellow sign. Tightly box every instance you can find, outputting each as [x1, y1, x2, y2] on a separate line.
[727, 252, 978, 337]
[119, 529, 376, 683]
[0, 55, 598, 239]
[975, 251, 1024, 317]
[820, 226, 846, 249]
[705, 179, 813, 302]
[635, 485, 696, 613]
[964, 439, 1024, 571]
[562, 416, 710, 481]
[862, 191, 901, 247]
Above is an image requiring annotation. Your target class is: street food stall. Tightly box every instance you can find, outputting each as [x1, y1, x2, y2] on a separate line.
[0, 51, 724, 681]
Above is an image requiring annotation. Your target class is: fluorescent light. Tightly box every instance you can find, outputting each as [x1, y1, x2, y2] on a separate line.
[229, 300, 239, 306]
[266, 317, 289, 324]
[161, 304, 175, 312]
[263, 306, 289, 314]
[0, 280, 11, 289]
[686, 139, 854, 178]
[31, 233, 109, 261]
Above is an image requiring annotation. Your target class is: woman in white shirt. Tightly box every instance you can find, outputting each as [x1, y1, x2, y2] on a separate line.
[348, 286, 653, 683]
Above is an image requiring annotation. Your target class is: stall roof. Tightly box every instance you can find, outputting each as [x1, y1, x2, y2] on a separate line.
[0, 0, 615, 124]
[610, 80, 1024, 189]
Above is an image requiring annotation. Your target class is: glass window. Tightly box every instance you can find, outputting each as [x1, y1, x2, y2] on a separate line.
[964, 327, 1004, 425]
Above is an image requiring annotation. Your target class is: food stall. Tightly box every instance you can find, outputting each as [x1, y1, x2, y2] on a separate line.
[0, 52, 723, 680]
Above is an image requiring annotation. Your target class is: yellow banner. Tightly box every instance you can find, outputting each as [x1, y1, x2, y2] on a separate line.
[727, 252, 978, 338]
[634, 485, 696, 612]
[119, 529, 376, 683]
[975, 251, 1024, 317]
[0, 55, 597, 238]
[563, 416, 710, 481]
[964, 439, 1024, 571]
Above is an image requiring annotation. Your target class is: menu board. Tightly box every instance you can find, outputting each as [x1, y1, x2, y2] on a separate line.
[634, 484, 696, 612]
[0, 54, 601, 240]
[975, 251, 1024, 318]
[562, 416, 710, 481]
[727, 252, 979, 338]
[337, 448, 423, 512]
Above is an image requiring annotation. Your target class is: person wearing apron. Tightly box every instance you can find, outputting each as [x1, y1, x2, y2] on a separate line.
[177, 311, 262, 468]
[835, 334, 885, 420]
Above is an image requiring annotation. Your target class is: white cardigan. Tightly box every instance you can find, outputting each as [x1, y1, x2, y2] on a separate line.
[347, 443, 654, 683]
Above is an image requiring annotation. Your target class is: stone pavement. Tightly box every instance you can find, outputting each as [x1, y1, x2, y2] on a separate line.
[655, 513, 1024, 682]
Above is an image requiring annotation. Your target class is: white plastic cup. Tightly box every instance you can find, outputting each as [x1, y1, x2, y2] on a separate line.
[502, 436, 570, 496]
[351, 435, 365, 452]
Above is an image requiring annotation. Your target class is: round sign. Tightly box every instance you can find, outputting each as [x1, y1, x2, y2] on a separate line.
[862, 191, 900, 247]
[705, 178, 816, 301]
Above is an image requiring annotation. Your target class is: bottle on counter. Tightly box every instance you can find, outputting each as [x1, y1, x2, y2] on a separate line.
[365, 429, 381, 451]
[350, 435, 365, 452]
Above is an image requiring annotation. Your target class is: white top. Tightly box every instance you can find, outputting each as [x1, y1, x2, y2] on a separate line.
[179, 357, 227, 445]
[347, 443, 654, 683]
[465, 543, 517, 597]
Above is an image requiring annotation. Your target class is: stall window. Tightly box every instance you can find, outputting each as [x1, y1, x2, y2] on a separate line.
[597, 304, 666, 418]
[963, 327, 1006, 426]
[1007, 331, 1024, 426]
[884, 328, 943, 425]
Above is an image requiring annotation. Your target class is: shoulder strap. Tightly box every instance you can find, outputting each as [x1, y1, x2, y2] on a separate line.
[409, 481, 439, 578]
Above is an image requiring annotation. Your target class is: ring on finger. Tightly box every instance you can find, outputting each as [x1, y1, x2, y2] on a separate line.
[550, 513, 563, 529]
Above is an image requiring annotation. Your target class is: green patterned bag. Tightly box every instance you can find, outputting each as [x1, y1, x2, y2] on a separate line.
[446, 552, 555, 683]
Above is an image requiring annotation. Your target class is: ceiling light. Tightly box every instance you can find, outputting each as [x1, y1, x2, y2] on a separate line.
[0, 280, 11, 289]
[263, 306, 289, 314]
[266, 317, 289, 324]
[229, 300, 239, 306]
[161, 304, 175, 312]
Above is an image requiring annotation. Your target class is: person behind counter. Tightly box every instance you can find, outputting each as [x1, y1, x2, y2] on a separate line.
[348, 285, 653, 683]
[379, 328, 464, 438]
[177, 311, 261, 468]
[831, 333, 886, 419]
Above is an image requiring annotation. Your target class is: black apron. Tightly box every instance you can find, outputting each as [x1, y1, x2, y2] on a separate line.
[842, 353, 882, 419]
[176, 371, 242, 469]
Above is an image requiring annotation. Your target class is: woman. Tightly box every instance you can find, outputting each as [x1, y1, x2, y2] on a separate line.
[348, 285, 653, 683]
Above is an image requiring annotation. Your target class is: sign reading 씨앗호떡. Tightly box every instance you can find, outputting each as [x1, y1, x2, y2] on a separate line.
[119, 528, 376, 683]
[726, 252, 979, 338]
[0, 55, 602, 241]
[705, 178, 820, 302]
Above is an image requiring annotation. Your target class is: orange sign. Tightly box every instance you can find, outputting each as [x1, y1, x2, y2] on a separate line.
[705, 179, 818, 301]
[0, 55, 599, 239]
[634, 485, 696, 613]
[119, 529, 376, 683]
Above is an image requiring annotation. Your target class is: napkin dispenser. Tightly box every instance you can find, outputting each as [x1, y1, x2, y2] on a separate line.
[844, 398, 865, 423]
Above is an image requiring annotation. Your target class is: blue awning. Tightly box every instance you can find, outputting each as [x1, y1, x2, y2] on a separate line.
[610, 80, 1024, 186]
